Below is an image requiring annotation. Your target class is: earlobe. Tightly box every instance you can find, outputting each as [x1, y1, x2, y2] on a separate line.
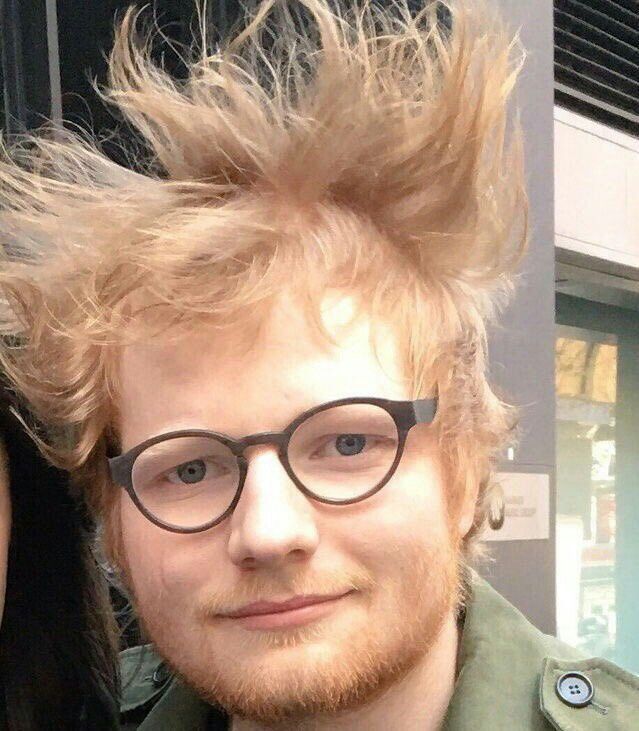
[457, 476, 481, 539]
[457, 504, 476, 539]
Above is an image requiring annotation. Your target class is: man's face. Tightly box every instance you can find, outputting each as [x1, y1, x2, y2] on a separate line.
[117, 292, 467, 723]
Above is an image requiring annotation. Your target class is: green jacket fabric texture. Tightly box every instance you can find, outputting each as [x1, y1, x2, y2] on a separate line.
[120, 576, 639, 730]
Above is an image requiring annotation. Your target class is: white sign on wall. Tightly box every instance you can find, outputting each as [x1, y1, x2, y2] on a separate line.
[483, 472, 550, 542]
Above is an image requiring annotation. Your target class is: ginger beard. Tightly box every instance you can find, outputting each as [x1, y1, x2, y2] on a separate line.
[120, 524, 463, 726]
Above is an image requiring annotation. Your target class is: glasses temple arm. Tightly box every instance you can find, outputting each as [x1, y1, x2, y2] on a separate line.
[412, 397, 438, 424]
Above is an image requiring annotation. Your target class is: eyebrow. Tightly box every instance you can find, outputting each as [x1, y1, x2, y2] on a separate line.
[121, 403, 312, 446]
[122, 392, 414, 449]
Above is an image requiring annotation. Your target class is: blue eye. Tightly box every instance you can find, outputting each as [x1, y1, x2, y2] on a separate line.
[173, 459, 207, 485]
[335, 434, 367, 456]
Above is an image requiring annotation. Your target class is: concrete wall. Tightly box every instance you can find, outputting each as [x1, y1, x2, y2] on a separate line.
[483, 0, 557, 634]
[555, 107, 639, 271]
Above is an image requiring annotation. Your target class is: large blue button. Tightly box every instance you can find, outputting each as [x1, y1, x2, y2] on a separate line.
[556, 671, 594, 708]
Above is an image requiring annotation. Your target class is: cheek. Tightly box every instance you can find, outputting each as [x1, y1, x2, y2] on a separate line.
[119, 492, 227, 606]
[330, 453, 450, 585]
[378, 446, 449, 539]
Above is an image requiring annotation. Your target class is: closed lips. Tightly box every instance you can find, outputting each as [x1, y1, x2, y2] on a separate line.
[223, 593, 349, 618]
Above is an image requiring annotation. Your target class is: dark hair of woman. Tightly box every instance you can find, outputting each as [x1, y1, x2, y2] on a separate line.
[0, 388, 119, 730]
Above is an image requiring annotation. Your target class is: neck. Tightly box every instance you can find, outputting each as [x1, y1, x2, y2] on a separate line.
[232, 610, 460, 731]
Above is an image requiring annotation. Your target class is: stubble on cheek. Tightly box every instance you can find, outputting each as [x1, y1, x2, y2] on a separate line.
[106, 500, 188, 645]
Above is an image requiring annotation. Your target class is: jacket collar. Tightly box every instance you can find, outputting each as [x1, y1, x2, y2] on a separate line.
[137, 678, 216, 729]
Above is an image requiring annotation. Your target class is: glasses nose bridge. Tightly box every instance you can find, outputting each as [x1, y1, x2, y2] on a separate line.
[238, 431, 288, 456]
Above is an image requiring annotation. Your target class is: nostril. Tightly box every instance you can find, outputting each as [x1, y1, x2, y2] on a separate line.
[288, 548, 307, 561]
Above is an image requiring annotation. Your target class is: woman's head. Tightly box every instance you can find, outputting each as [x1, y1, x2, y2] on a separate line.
[0, 391, 118, 730]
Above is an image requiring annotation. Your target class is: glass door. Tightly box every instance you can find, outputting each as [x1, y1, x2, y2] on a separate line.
[555, 294, 639, 673]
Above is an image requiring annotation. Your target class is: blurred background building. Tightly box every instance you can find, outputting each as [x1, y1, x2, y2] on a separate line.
[1, 0, 638, 673]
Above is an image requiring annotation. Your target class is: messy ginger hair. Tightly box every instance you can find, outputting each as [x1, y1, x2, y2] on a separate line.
[0, 0, 526, 561]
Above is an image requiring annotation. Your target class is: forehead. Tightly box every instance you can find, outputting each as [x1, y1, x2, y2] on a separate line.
[117, 291, 409, 447]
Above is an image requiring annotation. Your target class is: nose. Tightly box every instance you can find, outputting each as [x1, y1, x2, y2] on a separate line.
[227, 445, 320, 570]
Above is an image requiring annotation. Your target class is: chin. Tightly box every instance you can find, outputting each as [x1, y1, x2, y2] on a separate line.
[213, 612, 353, 657]
[183, 631, 426, 727]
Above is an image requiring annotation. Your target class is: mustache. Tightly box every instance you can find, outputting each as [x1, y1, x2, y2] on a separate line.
[197, 566, 377, 617]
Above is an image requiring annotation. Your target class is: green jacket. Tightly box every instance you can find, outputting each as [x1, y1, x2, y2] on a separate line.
[120, 576, 639, 729]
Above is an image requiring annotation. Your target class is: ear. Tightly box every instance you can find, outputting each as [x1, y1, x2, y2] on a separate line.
[456, 473, 481, 539]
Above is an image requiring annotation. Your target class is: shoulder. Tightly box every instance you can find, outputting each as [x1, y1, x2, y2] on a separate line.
[487, 585, 639, 728]
[445, 575, 639, 730]
[538, 651, 639, 729]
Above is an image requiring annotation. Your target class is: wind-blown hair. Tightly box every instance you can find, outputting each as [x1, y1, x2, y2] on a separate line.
[0, 0, 526, 561]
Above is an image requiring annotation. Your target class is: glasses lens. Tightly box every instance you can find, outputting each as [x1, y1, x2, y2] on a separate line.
[131, 436, 239, 529]
[288, 403, 400, 501]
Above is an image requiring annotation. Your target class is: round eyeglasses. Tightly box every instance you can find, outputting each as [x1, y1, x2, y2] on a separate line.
[108, 396, 437, 533]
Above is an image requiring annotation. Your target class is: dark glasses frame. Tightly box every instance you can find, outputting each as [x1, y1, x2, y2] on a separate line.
[108, 396, 438, 534]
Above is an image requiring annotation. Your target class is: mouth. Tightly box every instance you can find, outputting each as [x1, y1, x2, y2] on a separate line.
[220, 592, 352, 631]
